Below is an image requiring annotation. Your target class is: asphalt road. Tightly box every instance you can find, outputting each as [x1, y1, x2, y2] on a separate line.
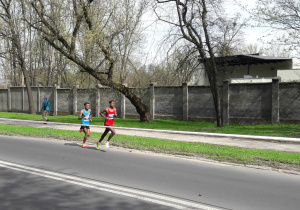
[0, 135, 300, 210]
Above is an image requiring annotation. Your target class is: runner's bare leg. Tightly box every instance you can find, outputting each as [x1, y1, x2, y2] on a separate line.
[99, 128, 110, 143]
[83, 128, 90, 143]
[107, 127, 116, 141]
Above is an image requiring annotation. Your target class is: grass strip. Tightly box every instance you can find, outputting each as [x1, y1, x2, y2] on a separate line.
[1, 112, 300, 138]
[0, 123, 299, 171]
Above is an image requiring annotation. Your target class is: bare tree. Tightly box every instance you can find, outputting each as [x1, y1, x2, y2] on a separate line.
[252, 0, 300, 50]
[115, 0, 148, 84]
[24, 0, 152, 122]
[155, 0, 245, 127]
[0, 0, 36, 114]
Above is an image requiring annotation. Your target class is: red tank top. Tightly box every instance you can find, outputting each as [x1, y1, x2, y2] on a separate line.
[104, 107, 116, 126]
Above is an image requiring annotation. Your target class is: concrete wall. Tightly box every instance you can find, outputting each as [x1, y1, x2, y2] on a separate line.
[188, 86, 217, 121]
[0, 89, 8, 111]
[277, 69, 300, 82]
[57, 89, 73, 115]
[279, 83, 300, 123]
[1, 81, 300, 124]
[155, 87, 183, 120]
[229, 84, 272, 124]
[125, 88, 149, 118]
[10, 87, 23, 111]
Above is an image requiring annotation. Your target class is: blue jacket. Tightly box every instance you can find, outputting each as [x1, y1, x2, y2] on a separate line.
[41, 101, 51, 112]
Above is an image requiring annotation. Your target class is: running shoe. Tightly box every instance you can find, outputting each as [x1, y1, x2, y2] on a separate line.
[105, 141, 109, 148]
[82, 144, 87, 148]
[79, 128, 83, 133]
[96, 141, 100, 150]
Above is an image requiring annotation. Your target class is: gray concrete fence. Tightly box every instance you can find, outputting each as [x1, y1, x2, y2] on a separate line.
[0, 79, 299, 124]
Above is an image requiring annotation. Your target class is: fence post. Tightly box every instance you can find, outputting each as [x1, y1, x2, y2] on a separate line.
[7, 86, 11, 112]
[272, 77, 280, 124]
[95, 84, 101, 117]
[120, 83, 127, 119]
[22, 87, 25, 111]
[223, 80, 230, 125]
[37, 85, 41, 112]
[72, 85, 79, 115]
[182, 83, 188, 121]
[149, 83, 156, 120]
[53, 85, 58, 116]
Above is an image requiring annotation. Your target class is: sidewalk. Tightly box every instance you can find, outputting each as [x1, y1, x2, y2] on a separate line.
[1, 118, 300, 152]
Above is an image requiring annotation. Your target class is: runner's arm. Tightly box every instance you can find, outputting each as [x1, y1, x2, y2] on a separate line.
[114, 108, 117, 117]
[100, 109, 108, 120]
[90, 113, 92, 122]
[78, 110, 84, 120]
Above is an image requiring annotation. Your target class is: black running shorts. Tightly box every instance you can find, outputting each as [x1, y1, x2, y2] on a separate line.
[81, 126, 90, 130]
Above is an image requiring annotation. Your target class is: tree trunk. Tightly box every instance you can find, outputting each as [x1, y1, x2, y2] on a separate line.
[40, 34, 153, 122]
[47, 45, 54, 86]
[11, 44, 18, 86]
[203, 59, 223, 128]
[15, 43, 36, 114]
[22, 63, 36, 114]
[75, 58, 153, 122]
[29, 0, 152, 122]
[10, 23, 36, 114]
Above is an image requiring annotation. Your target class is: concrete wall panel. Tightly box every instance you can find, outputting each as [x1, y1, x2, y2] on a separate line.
[0, 89, 8, 111]
[229, 84, 272, 119]
[57, 89, 73, 114]
[188, 86, 216, 119]
[125, 88, 150, 116]
[279, 83, 300, 121]
[155, 87, 183, 118]
[10, 87, 23, 111]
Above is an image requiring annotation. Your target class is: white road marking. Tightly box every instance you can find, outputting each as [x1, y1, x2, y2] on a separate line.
[0, 160, 224, 210]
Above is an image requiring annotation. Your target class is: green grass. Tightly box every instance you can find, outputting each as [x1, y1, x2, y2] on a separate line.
[0, 123, 299, 171]
[1, 112, 300, 138]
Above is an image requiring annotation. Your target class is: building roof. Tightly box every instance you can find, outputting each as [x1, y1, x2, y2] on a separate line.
[204, 54, 292, 66]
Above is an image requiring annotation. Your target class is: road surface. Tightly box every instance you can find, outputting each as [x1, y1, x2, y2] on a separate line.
[0, 135, 299, 209]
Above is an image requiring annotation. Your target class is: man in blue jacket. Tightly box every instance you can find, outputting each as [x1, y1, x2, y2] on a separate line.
[41, 97, 51, 124]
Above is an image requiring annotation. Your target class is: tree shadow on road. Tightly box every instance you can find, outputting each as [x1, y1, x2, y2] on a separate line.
[64, 143, 106, 152]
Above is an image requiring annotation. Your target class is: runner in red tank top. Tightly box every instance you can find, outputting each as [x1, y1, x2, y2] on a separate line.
[96, 100, 117, 149]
